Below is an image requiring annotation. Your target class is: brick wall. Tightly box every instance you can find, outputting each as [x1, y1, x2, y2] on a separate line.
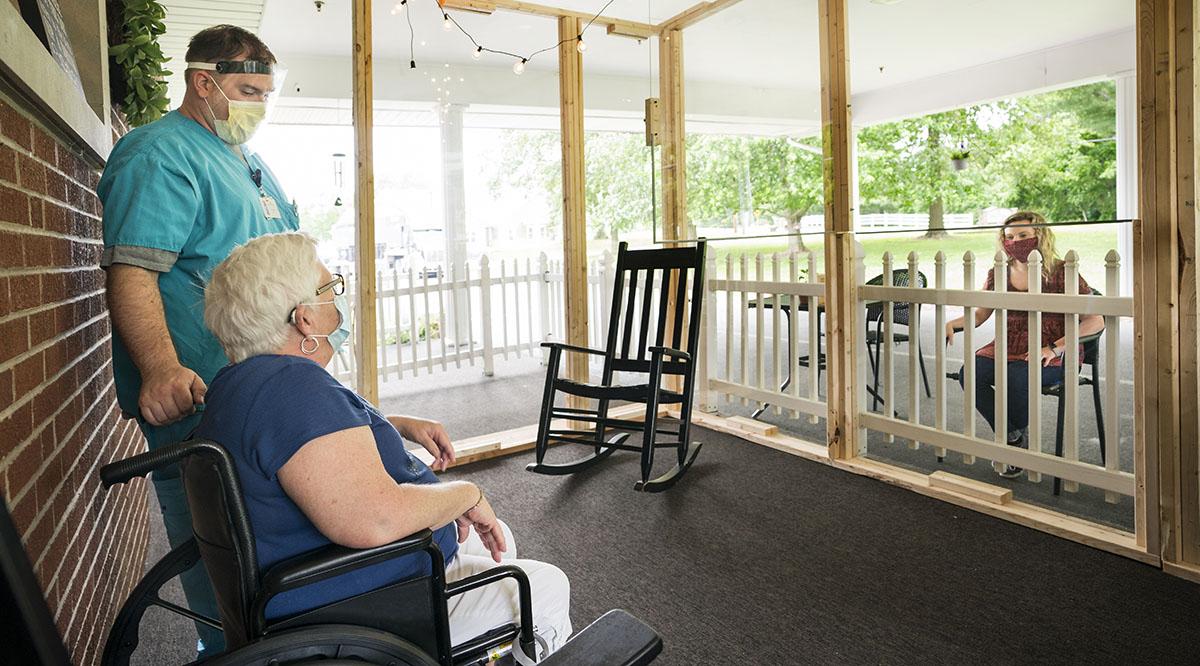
[0, 95, 149, 664]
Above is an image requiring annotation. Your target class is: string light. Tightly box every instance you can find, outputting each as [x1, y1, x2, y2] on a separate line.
[426, 0, 614, 76]
[390, 0, 406, 15]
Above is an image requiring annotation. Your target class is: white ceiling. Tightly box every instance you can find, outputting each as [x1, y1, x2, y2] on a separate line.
[253, 0, 1133, 93]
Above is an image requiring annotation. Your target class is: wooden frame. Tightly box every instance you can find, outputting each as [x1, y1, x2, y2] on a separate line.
[352, 0, 380, 405]
[340, 0, 1200, 579]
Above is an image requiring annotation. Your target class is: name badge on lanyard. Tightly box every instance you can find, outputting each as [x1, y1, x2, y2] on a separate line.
[261, 195, 282, 219]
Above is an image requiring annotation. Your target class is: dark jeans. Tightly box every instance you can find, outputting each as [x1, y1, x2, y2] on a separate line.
[958, 356, 1065, 436]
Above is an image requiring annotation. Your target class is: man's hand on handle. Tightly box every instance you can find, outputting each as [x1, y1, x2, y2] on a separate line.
[139, 362, 206, 426]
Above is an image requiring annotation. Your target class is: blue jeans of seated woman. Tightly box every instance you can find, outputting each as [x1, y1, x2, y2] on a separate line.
[959, 356, 1065, 436]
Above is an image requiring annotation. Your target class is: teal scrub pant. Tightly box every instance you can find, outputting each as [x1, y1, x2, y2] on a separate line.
[139, 413, 226, 656]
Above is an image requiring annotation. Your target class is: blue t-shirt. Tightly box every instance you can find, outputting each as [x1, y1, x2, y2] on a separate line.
[98, 111, 299, 420]
[194, 355, 459, 619]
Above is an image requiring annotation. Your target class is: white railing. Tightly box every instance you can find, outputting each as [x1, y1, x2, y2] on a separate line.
[699, 251, 826, 421]
[858, 247, 1133, 500]
[330, 252, 616, 383]
[698, 244, 1133, 501]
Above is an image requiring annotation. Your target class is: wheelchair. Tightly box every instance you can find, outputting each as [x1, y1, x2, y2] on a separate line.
[93, 438, 663, 666]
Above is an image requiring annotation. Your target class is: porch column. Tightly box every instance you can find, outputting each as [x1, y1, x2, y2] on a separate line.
[559, 16, 589, 386]
[352, 0, 379, 404]
[439, 103, 470, 341]
[818, 0, 863, 459]
[1115, 73, 1136, 297]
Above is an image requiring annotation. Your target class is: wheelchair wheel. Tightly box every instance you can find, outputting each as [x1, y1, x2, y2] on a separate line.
[201, 624, 439, 666]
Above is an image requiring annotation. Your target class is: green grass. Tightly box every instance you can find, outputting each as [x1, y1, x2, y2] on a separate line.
[707, 226, 1123, 286]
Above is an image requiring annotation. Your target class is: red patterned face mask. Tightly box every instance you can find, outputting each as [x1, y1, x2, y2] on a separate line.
[1002, 237, 1039, 262]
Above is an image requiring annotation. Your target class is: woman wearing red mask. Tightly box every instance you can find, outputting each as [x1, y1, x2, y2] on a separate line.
[944, 211, 1105, 479]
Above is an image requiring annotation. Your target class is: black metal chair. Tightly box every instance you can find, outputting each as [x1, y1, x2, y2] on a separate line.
[529, 241, 706, 492]
[946, 295, 1107, 495]
[99, 439, 663, 665]
[865, 269, 932, 411]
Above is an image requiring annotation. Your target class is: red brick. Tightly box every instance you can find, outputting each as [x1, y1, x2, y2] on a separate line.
[32, 129, 57, 165]
[21, 514, 53, 570]
[42, 202, 69, 234]
[0, 103, 33, 151]
[0, 184, 29, 225]
[10, 273, 41, 311]
[0, 277, 8, 318]
[28, 196, 42, 229]
[18, 153, 45, 193]
[0, 368, 12, 407]
[44, 168, 68, 203]
[0, 317, 28, 365]
[6, 442, 41, 500]
[0, 229, 24, 266]
[28, 307, 56, 348]
[13, 351, 45, 395]
[0, 142, 16, 184]
[22, 233, 54, 268]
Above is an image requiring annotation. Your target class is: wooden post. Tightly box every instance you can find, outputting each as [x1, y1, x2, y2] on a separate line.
[818, 0, 860, 459]
[558, 16, 589, 388]
[659, 28, 687, 243]
[352, 0, 379, 405]
[1135, 0, 1199, 568]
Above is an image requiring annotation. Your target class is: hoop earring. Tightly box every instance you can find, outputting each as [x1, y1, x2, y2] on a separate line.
[301, 336, 320, 355]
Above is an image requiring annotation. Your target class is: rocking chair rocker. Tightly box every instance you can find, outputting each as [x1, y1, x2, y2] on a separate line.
[529, 241, 707, 492]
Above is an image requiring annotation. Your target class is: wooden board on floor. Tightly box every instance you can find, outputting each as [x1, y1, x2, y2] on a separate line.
[928, 471, 1012, 505]
[726, 415, 779, 437]
[412, 404, 665, 469]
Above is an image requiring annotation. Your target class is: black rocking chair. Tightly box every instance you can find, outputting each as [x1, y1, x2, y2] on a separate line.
[529, 241, 707, 492]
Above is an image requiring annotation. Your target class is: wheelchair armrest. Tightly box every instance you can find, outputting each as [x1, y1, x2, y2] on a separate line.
[539, 609, 662, 666]
[100, 439, 218, 488]
[647, 346, 691, 362]
[253, 530, 437, 625]
[445, 564, 537, 659]
[541, 341, 607, 357]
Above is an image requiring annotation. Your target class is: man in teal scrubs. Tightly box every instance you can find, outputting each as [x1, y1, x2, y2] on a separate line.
[99, 25, 298, 655]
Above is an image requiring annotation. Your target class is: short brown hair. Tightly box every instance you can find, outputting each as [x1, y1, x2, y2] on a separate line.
[185, 25, 276, 65]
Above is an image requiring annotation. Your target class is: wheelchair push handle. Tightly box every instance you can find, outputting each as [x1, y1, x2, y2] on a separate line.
[100, 439, 222, 488]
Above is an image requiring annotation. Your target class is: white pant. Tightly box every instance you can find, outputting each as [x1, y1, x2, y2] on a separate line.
[445, 520, 573, 659]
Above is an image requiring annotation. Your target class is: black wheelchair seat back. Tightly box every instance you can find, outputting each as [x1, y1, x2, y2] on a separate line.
[181, 444, 261, 648]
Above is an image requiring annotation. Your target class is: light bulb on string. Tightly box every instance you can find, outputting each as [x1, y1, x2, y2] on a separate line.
[472, 46, 483, 60]
[443, 14, 453, 31]
[576, 36, 587, 53]
[513, 59, 526, 75]
[390, 0, 405, 15]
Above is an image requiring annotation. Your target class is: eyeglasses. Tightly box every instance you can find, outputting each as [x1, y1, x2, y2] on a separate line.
[316, 273, 345, 296]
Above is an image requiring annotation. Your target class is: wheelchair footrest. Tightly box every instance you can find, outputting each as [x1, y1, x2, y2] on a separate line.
[539, 609, 662, 666]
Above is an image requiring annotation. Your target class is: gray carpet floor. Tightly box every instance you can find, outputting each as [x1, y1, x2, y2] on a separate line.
[128, 358, 1189, 664]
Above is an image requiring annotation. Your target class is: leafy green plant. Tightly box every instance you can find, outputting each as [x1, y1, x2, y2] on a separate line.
[109, 0, 171, 127]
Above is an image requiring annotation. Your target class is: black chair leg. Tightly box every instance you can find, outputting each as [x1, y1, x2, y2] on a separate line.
[639, 391, 660, 487]
[533, 350, 562, 465]
[1053, 395, 1066, 496]
[1092, 379, 1107, 466]
[918, 344, 931, 398]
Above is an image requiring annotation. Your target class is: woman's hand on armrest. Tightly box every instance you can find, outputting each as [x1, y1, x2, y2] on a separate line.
[277, 426, 479, 549]
[387, 415, 455, 471]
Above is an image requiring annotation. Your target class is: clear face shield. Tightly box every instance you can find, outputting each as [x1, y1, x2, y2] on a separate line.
[187, 59, 288, 121]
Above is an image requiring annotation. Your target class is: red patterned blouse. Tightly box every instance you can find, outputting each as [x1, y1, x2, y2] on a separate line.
[975, 263, 1091, 367]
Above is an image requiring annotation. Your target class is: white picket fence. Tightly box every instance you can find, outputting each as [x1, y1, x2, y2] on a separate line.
[330, 252, 617, 383]
[699, 245, 1134, 500]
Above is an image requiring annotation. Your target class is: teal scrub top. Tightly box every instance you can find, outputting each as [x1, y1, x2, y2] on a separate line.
[99, 110, 300, 421]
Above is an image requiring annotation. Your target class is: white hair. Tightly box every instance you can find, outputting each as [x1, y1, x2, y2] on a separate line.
[206, 232, 323, 363]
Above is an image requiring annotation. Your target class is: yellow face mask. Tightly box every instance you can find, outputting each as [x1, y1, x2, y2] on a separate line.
[204, 80, 267, 145]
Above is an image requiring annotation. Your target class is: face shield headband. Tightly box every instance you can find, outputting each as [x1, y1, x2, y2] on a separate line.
[186, 60, 274, 75]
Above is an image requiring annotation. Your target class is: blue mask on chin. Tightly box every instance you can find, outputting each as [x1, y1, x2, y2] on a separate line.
[328, 293, 351, 352]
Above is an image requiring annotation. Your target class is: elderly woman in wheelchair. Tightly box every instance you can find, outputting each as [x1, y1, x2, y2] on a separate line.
[96, 231, 669, 666]
[194, 231, 571, 661]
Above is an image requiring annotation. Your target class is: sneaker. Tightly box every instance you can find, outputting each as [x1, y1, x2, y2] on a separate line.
[998, 464, 1024, 479]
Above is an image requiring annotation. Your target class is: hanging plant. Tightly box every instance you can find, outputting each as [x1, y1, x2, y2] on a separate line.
[108, 0, 171, 127]
[949, 141, 970, 171]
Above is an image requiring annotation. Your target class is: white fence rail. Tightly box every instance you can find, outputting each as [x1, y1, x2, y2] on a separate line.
[701, 251, 826, 421]
[700, 244, 1134, 501]
[331, 252, 616, 383]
